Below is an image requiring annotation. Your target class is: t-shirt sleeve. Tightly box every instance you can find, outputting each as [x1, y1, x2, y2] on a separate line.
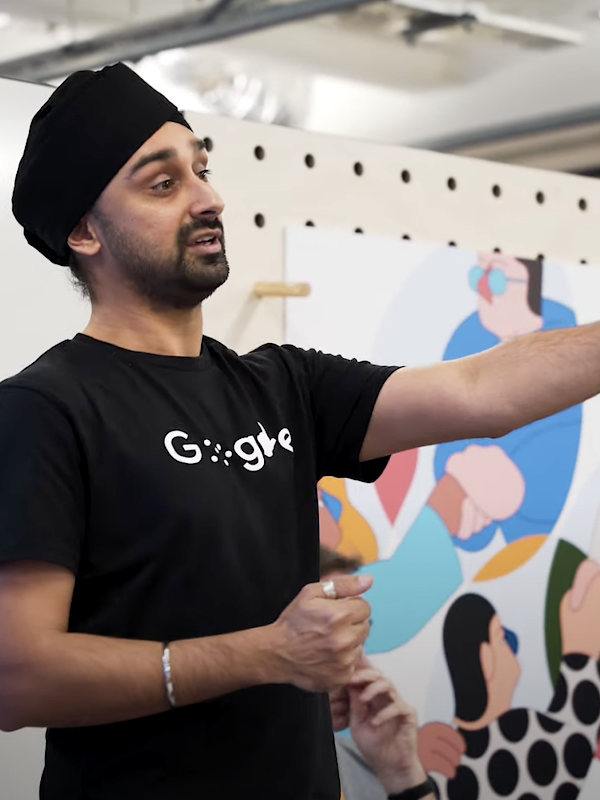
[286, 347, 399, 483]
[0, 386, 86, 573]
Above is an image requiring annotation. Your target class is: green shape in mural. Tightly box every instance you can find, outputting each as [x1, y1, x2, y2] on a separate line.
[545, 539, 587, 687]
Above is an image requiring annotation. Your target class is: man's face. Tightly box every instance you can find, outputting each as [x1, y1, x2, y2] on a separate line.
[90, 121, 229, 309]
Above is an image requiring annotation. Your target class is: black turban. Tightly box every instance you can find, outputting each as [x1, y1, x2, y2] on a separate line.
[12, 62, 192, 266]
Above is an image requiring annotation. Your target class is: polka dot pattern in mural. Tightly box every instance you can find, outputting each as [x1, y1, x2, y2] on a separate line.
[447, 764, 479, 800]
[500, 709, 530, 743]
[488, 749, 520, 795]
[573, 682, 600, 726]
[435, 657, 600, 800]
[554, 782, 581, 800]
[462, 727, 490, 759]
[527, 740, 557, 786]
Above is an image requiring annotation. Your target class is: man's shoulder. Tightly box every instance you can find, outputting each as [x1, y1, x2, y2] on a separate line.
[206, 337, 304, 360]
[206, 337, 311, 378]
[0, 339, 81, 406]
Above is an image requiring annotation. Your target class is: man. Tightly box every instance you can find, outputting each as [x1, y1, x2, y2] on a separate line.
[0, 62, 599, 800]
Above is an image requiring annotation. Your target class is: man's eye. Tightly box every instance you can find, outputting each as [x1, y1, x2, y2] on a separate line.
[197, 169, 211, 181]
[153, 179, 173, 192]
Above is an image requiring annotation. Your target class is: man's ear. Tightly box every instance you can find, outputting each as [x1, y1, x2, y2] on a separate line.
[480, 641, 495, 683]
[67, 215, 101, 258]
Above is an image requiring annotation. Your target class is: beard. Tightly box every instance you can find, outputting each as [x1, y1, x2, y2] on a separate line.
[96, 211, 230, 310]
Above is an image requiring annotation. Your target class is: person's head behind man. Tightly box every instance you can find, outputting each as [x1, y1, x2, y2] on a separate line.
[12, 63, 229, 312]
[319, 545, 363, 581]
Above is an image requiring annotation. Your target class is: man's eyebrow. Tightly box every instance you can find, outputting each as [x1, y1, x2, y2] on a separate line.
[127, 139, 206, 178]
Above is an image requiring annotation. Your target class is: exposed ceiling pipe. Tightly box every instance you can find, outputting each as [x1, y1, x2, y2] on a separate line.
[402, 11, 475, 45]
[392, 0, 583, 46]
[411, 104, 600, 153]
[0, 0, 383, 82]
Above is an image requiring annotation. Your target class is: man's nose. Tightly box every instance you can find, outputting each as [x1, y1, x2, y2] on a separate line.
[189, 181, 225, 221]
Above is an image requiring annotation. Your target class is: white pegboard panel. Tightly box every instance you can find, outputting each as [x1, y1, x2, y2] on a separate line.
[185, 109, 600, 352]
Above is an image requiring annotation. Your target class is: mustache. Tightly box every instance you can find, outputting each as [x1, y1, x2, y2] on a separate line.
[178, 218, 224, 248]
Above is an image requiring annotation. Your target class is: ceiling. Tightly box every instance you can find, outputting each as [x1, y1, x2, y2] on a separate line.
[1, 0, 600, 170]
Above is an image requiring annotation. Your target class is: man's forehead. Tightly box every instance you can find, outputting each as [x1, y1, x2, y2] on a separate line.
[144, 120, 204, 149]
[124, 123, 205, 170]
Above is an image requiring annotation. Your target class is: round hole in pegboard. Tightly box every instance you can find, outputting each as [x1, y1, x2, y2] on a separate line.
[305, 154, 315, 168]
[254, 213, 265, 228]
[536, 191, 545, 205]
[447, 177, 457, 191]
[493, 247, 502, 253]
[203, 136, 213, 152]
[254, 145, 265, 160]
[305, 220, 315, 227]
[579, 198, 588, 211]
[354, 228, 364, 234]
[401, 169, 411, 184]
[492, 185, 502, 198]
[537, 253, 545, 261]
[581, 259, 588, 264]
[448, 241, 457, 247]
[354, 162, 364, 176]
[402, 234, 411, 240]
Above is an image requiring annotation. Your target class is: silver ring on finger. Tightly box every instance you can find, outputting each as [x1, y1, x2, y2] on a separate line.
[321, 579, 337, 600]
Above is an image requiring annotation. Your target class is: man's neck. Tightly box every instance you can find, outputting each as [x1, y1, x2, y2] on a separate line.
[83, 303, 204, 358]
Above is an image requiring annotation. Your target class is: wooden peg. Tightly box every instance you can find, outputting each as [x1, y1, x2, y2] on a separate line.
[252, 281, 311, 298]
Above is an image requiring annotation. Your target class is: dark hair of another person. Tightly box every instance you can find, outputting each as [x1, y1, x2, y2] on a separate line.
[319, 545, 363, 578]
[518, 256, 543, 316]
[443, 593, 495, 723]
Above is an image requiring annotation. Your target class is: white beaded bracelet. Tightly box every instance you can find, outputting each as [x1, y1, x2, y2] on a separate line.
[161, 641, 177, 708]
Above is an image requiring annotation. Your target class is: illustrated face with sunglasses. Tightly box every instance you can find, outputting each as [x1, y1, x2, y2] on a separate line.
[469, 252, 542, 341]
[469, 265, 527, 300]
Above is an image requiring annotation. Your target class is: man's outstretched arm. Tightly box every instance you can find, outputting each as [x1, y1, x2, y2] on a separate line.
[361, 320, 600, 461]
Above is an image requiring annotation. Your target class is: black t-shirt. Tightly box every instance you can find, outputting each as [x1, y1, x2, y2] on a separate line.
[0, 334, 396, 800]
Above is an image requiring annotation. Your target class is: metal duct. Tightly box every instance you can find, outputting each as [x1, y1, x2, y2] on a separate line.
[0, 0, 383, 82]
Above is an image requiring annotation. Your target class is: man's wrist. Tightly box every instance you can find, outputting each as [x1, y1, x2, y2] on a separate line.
[249, 623, 289, 685]
[378, 763, 428, 796]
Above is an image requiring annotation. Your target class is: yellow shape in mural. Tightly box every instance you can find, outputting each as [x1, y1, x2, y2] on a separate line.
[473, 534, 548, 582]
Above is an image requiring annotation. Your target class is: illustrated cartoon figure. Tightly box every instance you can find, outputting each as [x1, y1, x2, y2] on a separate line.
[318, 448, 418, 566]
[427, 561, 600, 800]
[434, 253, 582, 578]
[359, 443, 524, 653]
[320, 444, 525, 653]
[318, 477, 379, 564]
